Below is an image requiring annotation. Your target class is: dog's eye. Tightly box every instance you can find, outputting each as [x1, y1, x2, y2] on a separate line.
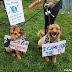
[19, 32, 21, 33]
[51, 28, 53, 30]
[56, 27, 59, 30]
[11, 33, 12, 34]
[15, 33, 17, 35]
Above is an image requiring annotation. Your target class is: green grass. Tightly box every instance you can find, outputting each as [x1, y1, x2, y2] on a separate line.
[0, 0, 72, 72]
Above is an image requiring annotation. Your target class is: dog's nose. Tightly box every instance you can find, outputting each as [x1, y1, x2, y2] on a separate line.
[12, 40, 13, 41]
[53, 32, 57, 35]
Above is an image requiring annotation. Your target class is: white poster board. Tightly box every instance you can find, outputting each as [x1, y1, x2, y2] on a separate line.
[10, 40, 29, 52]
[4, 35, 29, 52]
[4, 0, 25, 26]
[42, 40, 66, 57]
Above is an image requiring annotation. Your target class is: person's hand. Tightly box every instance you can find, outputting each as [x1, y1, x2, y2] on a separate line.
[44, 3, 50, 8]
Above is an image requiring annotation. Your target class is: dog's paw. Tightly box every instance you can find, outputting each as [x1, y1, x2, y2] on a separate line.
[45, 56, 49, 62]
[53, 58, 56, 63]
[18, 56, 21, 59]
[52, 56, 56, 63]
[12, 53, 15, 56]
[10, 52, 15, 56]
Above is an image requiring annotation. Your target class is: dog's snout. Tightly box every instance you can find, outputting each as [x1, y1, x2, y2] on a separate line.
[12, 39, 13, 41]
[53, 32, 57, 35]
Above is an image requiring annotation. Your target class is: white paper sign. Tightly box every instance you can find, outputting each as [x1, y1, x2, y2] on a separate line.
[42, 40, 66, 57]
[4, 35, 11, 40]
[4, 35, 11, 43]
[10, 40, 29, 52]
[4, 0, 25, 25]
[4, 35, 29, 52]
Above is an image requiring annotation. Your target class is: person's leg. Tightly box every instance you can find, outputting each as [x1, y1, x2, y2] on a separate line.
[45, 15, 50, 34]
[44, 9, 50, 34]
[68, 0, 72, 13]
[44, 10, 59, 34]
[62, 0, 68, 13]
[50, 10, 59, 24]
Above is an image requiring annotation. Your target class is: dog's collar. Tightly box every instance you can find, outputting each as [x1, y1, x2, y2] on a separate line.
[22, 33, 26, 41]
[44, 35, 49, 44]
[44, 35, 58, 44]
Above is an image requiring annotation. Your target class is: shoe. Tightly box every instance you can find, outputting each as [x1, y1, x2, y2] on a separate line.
[61, 12, 64, 14]
[67, 12, 70, 14]
[0, 21, 5, 25]
[0, 5, 4, 7]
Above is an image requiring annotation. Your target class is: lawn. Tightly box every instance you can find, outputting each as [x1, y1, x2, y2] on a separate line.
[0, 0, 72, 72]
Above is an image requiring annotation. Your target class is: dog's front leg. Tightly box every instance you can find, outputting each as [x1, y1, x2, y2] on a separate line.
[5, 47, 15, 56]
[15, 50, 21, 59]
[39, 47, 42, 52]
[52, 55, 56, 63]
[45, 56, 49, 61]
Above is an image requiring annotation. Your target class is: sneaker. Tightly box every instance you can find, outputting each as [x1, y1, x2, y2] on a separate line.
[67, 12, 70, 14]
[0, 5, 4, 7]
[61, 12, 64, 14]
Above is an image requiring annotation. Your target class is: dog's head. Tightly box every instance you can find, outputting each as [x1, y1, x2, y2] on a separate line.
[9, 26, 24, 40]
[47, 24, 61, 41]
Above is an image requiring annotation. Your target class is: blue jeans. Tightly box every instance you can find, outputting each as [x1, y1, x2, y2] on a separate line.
[62, 0, 72, 12]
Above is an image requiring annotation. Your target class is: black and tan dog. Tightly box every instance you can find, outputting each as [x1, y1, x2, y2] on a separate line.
[5, 26, 26, 59]
[37, 24, 61, 63]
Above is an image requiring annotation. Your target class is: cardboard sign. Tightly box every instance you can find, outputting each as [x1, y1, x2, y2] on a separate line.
[42, 40, 66, 57]
[4, 35, 29, 52]
[4, 0, 25, 26]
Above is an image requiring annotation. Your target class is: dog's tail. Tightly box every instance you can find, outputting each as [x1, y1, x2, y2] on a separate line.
[37, 30, 44, 38]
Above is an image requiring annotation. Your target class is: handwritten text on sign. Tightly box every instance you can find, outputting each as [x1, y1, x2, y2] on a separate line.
[10, 40, 29, 52]
[42, 40, 66, 57]
[4, 35, 29, 52]
[4, 0, 25, 25]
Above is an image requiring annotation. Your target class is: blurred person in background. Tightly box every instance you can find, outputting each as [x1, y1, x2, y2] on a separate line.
[43, 0, 62, 34]
[62, 0, 72, 14]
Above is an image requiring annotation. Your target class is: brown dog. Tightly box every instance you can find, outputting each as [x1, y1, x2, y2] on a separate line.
[5, 26, 26, 59]
[37, 24, 61, 63]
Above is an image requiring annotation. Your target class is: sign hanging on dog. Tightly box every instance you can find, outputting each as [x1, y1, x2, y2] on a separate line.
[10, 40, 29, 52]
[42, 40, 66, 57]
[4, 0, 25, 26]
[4, 35, 29, 52]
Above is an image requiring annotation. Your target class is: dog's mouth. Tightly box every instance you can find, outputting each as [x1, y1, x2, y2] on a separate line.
[11, 35, 22, 41]
[50, 32, 59, 39]
[11, 36, 19, 41]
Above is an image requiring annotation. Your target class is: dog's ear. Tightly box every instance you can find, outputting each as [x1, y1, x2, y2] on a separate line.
[59, 25, 62, 31]
[19, 27, 24, 35]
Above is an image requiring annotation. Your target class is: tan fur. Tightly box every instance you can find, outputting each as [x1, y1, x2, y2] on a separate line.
[9, 26, 23, 40]
[37, 24, 61, 63]
[37, 30, 45, 38]
[5, 26, 25, 59]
